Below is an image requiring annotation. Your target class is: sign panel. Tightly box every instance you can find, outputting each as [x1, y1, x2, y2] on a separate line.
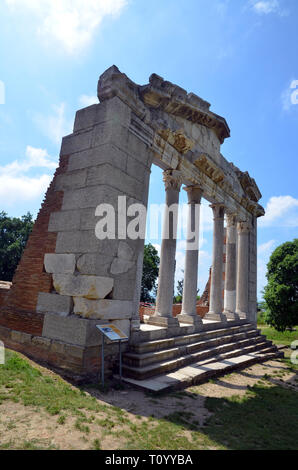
[96, 324, 128, 342]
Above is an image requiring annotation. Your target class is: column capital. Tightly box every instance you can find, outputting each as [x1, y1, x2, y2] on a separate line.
[226, 213, 238, 227]
[210, 203, 225, 219]
[184, 185, 203, 204]
[237, 220, 251, 234]
[163, 169, 183, 191]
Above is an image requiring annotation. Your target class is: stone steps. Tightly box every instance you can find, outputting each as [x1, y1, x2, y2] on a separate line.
[122, 337, 274, 380]
[120, 322, 283, 386]
[119, 348, 284, 393]
[123, 329, 262, 368]
[130, 323, 254, 354]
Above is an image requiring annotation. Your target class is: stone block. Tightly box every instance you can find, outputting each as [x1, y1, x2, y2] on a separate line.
[42, 314, 102, 346]
[54, 169, 87, 191]
[50, 341, 65, 355]
[73, 298, 133, 320]
[55, 231, 81, 253]
[61, 184, 124, 211]
[36, 292, 73, 316]
[60, 129, 93, 156]
[74, 97, 131, 133]
[11, 331, 32, 344]
[53, 274, 114, 299]
[110, 258, 135, 275]
[76, 253, 114, 276]
[68, 144, 127, 173]
[31, 336, 52, 349]
[126, 155, 150, 183]
[112, 275, 137, 301]
[44, 254, 76, 274]
[85, 164, 144, 201]
[48, 210, 81, 232]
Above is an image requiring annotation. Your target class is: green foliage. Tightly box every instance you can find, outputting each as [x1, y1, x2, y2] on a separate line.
[173, 278, 184, 304]
[140, 243, 160, 302]
[0, 211, 34, 281]
[263, 239, 298, 332]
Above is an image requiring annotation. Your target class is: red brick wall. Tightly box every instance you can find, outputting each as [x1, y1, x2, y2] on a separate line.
[0, 155, 69, 335]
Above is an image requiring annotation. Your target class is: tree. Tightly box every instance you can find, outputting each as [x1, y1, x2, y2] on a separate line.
[263, 239, 298, 332]
[140, 243, 160, 303]
[174, 278, 184, 304]
[0, 211, 34, 281]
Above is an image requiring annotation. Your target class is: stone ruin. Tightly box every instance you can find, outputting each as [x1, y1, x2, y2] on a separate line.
[0, 66, 280, 386]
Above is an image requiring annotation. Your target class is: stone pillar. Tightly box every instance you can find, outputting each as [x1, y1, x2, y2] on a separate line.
[148, 170, 182, 327]
[236, 220, 250, 319]
[206, 203, 227, 322]
[178, 186, 203, 327]
[223, 214, 240, 320]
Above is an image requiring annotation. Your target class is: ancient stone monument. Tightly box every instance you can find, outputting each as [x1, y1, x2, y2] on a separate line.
[0, 66, 281, 386]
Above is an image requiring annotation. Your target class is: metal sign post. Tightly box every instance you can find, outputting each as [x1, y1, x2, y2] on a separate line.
[96, 324, 128, 388]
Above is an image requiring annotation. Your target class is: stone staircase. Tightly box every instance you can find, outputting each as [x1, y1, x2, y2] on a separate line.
[119, 321, 283, 392]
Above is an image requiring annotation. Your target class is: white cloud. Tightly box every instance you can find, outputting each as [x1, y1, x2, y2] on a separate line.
[250, 0, 288, 16]
[5, 0, 128, 54]
[33, 102, 72, 146]
[78, 95, 98, 108]
[0, 146, 57, 205]
[0, 174, 52, 205]
[259, 195, 298, 227]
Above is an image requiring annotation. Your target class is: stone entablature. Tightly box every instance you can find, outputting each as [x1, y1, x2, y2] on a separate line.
[95, 65, 264, 222]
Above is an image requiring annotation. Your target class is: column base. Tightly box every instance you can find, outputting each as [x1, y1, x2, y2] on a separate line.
[205, 312, 227, 323]
[147, 314, 180, 327]
[177, 313, 203, 328]
[223, 310, 240, 321]
[236, 311, 247, 320]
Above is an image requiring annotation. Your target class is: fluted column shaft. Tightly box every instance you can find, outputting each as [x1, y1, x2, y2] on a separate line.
[149, 170, 182, 327]
[236, 220, 250, 318]
[178, 186, 203, 327]
[207, 204, 227, 322]
[223, 214, 239, 320]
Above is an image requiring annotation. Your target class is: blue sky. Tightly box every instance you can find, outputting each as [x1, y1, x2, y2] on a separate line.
[0, 0, 297, 299]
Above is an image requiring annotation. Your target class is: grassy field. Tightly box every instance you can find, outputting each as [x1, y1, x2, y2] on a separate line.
[0, 343, 297, 450]
[259, 325, 298, 346]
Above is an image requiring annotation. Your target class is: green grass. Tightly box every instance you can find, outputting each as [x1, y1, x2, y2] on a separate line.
[259, 325, 298, 346]
[203, 383, 298, 450]
[0, 350, 108, 416]
[0, 349, 297, 450]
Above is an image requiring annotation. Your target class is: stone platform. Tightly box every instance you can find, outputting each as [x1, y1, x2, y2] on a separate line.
[118, 319, 283, 392]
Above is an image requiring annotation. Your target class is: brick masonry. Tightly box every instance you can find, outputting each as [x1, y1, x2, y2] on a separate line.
[0, 155, 70, 335]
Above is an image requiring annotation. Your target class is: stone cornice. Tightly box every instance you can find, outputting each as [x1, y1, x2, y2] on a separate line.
[140, 74, 230, 144]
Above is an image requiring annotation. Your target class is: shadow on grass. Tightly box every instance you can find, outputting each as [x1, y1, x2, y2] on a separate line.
[201, 383, 298, 450]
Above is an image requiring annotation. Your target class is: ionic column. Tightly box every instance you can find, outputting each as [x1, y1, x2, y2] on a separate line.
[236, 220, 250, 319]
[223, 214, 240, 320]
[149, 170, 182, 327]
[206, 203, 227, 322]
[178, 186, 203, 328]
